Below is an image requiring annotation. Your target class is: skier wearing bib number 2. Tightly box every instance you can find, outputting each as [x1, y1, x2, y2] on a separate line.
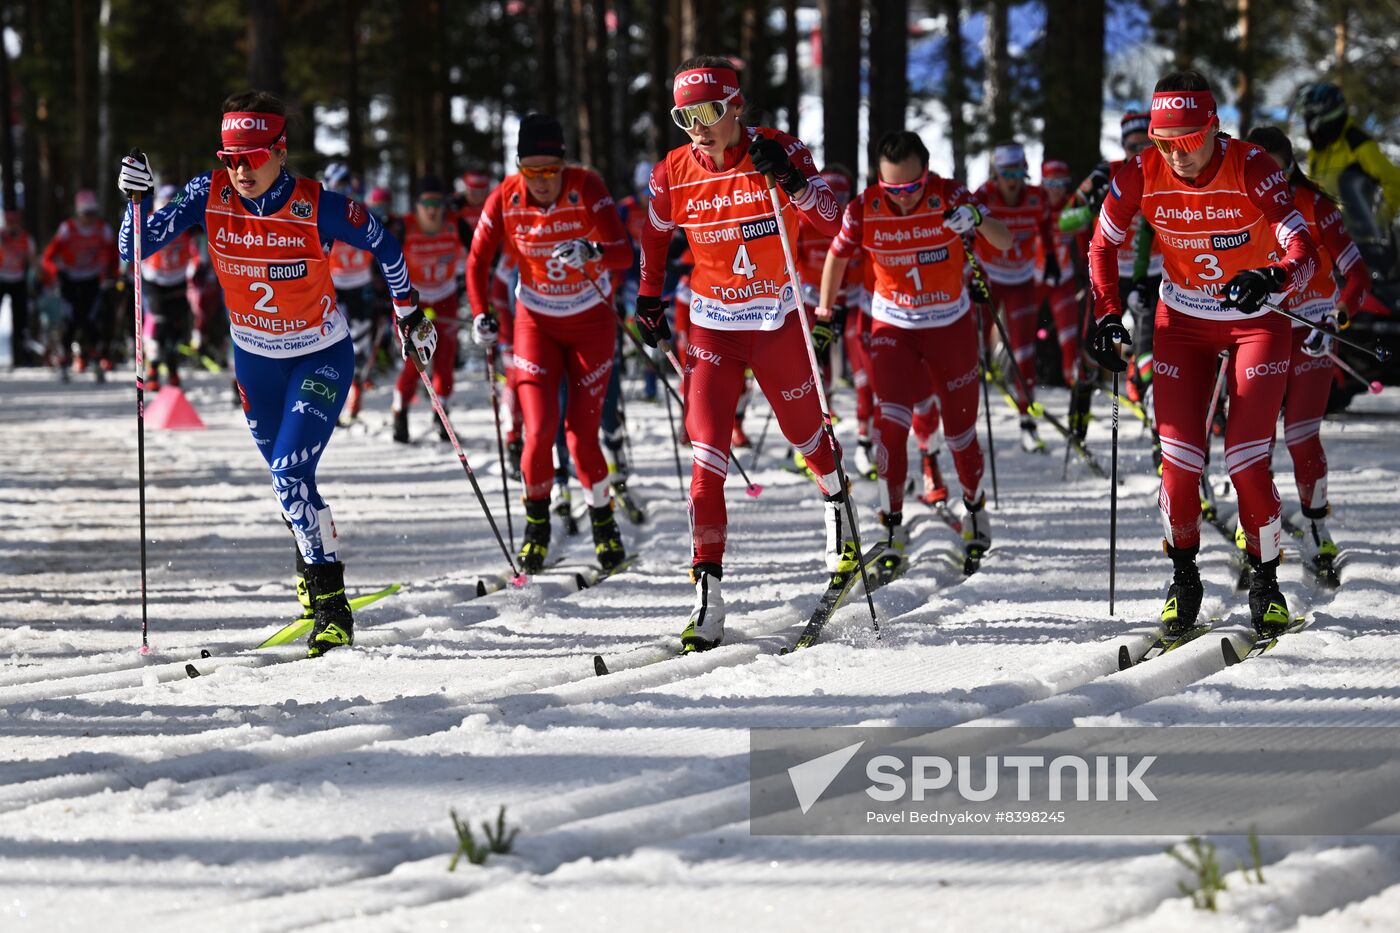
[1087, 71, 1319, 637]
[634, 55, 846, 652]
[117, 91, 434, 657]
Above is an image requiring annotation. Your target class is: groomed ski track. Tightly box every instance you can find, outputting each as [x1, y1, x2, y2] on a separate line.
[3, 364, 1400, 932]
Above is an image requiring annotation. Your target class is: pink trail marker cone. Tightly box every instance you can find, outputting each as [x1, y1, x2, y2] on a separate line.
[145, 385, 206, 430]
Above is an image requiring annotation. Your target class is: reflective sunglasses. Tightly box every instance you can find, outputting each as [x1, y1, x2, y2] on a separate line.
[417, 196, 446, 208]
[1149, 120, 1216, 155]
[1042, 177, 1071, 189]
[517, 161, 564, 180]
[670, 88, 741, 131]
[217, 147, 279, 171]
[996, 166, 1029, 180]
[878, 171, 927, 197]
[1124, 139, 1149, 156]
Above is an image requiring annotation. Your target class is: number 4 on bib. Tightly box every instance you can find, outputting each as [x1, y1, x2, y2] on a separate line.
[732, 243, 757, 279]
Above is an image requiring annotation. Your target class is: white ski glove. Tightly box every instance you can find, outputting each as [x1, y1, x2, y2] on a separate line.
[472, 311, 500, 348]
[118, 149, 154, 200]
[944, 203, 983, 236]
[394, 290, 437, 368]
[551, 238, 603, 270]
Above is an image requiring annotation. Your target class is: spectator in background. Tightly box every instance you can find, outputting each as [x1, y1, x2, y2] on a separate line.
[42, 190, 118, 381]
[0, 209, 37, 367]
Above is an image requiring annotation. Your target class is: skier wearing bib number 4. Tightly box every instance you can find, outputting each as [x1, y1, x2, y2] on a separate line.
[1086, 72, 1319, 638]
[635, 55, 846, 652]
[117, 91, 433, 658]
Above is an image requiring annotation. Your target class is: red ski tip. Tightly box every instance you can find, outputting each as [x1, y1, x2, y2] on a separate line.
[1371, 381, 1384, 395]
[511, 574, 528, 588]
[746, 483, 763, 498]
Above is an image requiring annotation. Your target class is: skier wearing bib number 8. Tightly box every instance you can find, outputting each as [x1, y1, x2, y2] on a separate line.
[465, 113, 634, 575]
[635, 54, 845, 653]
[1086, 71, 1319, 638]
[117, 91, 432, 658]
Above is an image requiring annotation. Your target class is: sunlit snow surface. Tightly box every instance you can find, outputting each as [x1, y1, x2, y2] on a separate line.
[3, 361, 1399, 932]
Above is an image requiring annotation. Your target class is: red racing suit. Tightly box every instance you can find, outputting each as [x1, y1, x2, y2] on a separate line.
[1089, 138, 1319, 560]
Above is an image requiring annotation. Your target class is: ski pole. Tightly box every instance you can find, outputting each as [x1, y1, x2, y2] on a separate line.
[1327, 349, 1383, 395]
[582, 270, 761, 497]
[1261, 300, 1389, 361]
[484, 347, 516, 552]
[401, 328, 524, 586]
[127, 150, 151, 654]
[975, 303, 1000, 507]
[1204, 351, 1228, 433]
[748, 404, 775, 475]
[1109, 366, 1121, 617]
[766, 178, 880, 637]
[612, 326, 637, 475]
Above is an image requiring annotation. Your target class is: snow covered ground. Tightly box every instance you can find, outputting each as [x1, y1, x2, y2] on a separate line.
[3, 355, 1400, 932]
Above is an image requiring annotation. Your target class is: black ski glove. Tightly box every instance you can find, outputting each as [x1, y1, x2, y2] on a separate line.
[749, 136, 806, 197]
[1220, 266, 1285, 315]
[635, 294, 671, 348]
[1088, 313, 1132, 373]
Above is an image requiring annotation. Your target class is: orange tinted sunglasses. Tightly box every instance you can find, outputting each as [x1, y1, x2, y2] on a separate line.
[517, 162, 564, 180]
[1148, 119, 1217, 155]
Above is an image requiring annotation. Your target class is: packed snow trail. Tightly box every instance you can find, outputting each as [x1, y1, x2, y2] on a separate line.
[3, 364, 1400, 932]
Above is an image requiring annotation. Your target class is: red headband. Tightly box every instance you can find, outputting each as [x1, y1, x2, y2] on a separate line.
[221, 111, 287, 149]
[673, 68, 742, 107]
[1041, 160, 1071, 179]
[1149, 91, 1216, 131]
[821, 171, 852, 197]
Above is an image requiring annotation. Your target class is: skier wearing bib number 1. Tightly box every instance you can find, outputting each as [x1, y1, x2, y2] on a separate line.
[634, 55, 846, 652]
[1086, 71, 1319, 637]
[116, 91, 435, 657]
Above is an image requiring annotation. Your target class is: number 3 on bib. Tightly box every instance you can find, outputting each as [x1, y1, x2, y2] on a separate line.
[732, 243, 758, 279]
[1192, 252, 1223, 281]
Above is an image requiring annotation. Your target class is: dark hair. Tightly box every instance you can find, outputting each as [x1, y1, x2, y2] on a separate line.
[1244, 125, 1293, 164]
[221, 90, 287, 116]
[1153, 70, 1213, 94]
[877, 131, 929, 168]
[674, 54, 741, 78]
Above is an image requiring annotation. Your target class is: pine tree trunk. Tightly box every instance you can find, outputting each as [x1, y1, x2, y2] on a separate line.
[0, 24, 15, 211]
[867, 0, 908, 183]
[648, 0, 671, 158]
[820, 0, 860, 169]
[942, 0, 968, 183]
[740, 0, 772, 121]
[1041, 0, 1103, 180]
[246, 0, 285, 94]
[983, 0, 1011, 145]
[1236, 0, 1254, 135]
[345, 0, 365, 178]
[783, 0, 799, 134]
[539, 0, 560, 114]
[610, 0, 631, 193]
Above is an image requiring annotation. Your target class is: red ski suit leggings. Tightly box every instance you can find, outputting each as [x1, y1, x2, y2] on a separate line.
[395, 312, 459, 407]
[1152, 304, 1290, 558]
[1044, 280, 1083, 383]
[684, 311, 840, 567]
[994, 279, 1041, 411]
[869, 311, 985, 514]
[513, 302, 615, 500]
[1280, 326, 1335, 512]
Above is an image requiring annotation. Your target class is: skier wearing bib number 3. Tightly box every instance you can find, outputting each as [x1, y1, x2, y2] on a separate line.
[634, 55, 846, 652]
[117, 91, 434, 658]
[1087, 72, 1319, 638]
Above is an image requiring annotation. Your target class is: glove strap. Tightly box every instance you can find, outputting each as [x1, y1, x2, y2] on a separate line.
[392, 297, 416, 320]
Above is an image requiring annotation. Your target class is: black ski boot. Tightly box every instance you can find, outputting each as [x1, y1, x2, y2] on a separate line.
[392, 407, 410, 444]
[962, 493, 991, 574]
[1068, 379, 1094, 442]
[519, 498, 551, 573]
[303, 561, 354, 658]
[590, 503, 627, 571]
[284, 518, 314, 622]
[1247, 555, 1290, 637]
[507, 437, 523, 480]
[1161, 544, 1203, 637]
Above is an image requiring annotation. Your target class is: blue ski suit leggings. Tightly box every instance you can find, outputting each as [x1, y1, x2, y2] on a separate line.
[234, 338, 355, 565]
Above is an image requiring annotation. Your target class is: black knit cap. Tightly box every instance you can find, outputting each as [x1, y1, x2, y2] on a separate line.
[518, 113, 565, 159]
[414, 175, 445, 198]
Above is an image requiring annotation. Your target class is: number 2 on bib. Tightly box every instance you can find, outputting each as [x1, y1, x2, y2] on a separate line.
[732, 243, 757, 279]
[249, 281, 278, 314]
